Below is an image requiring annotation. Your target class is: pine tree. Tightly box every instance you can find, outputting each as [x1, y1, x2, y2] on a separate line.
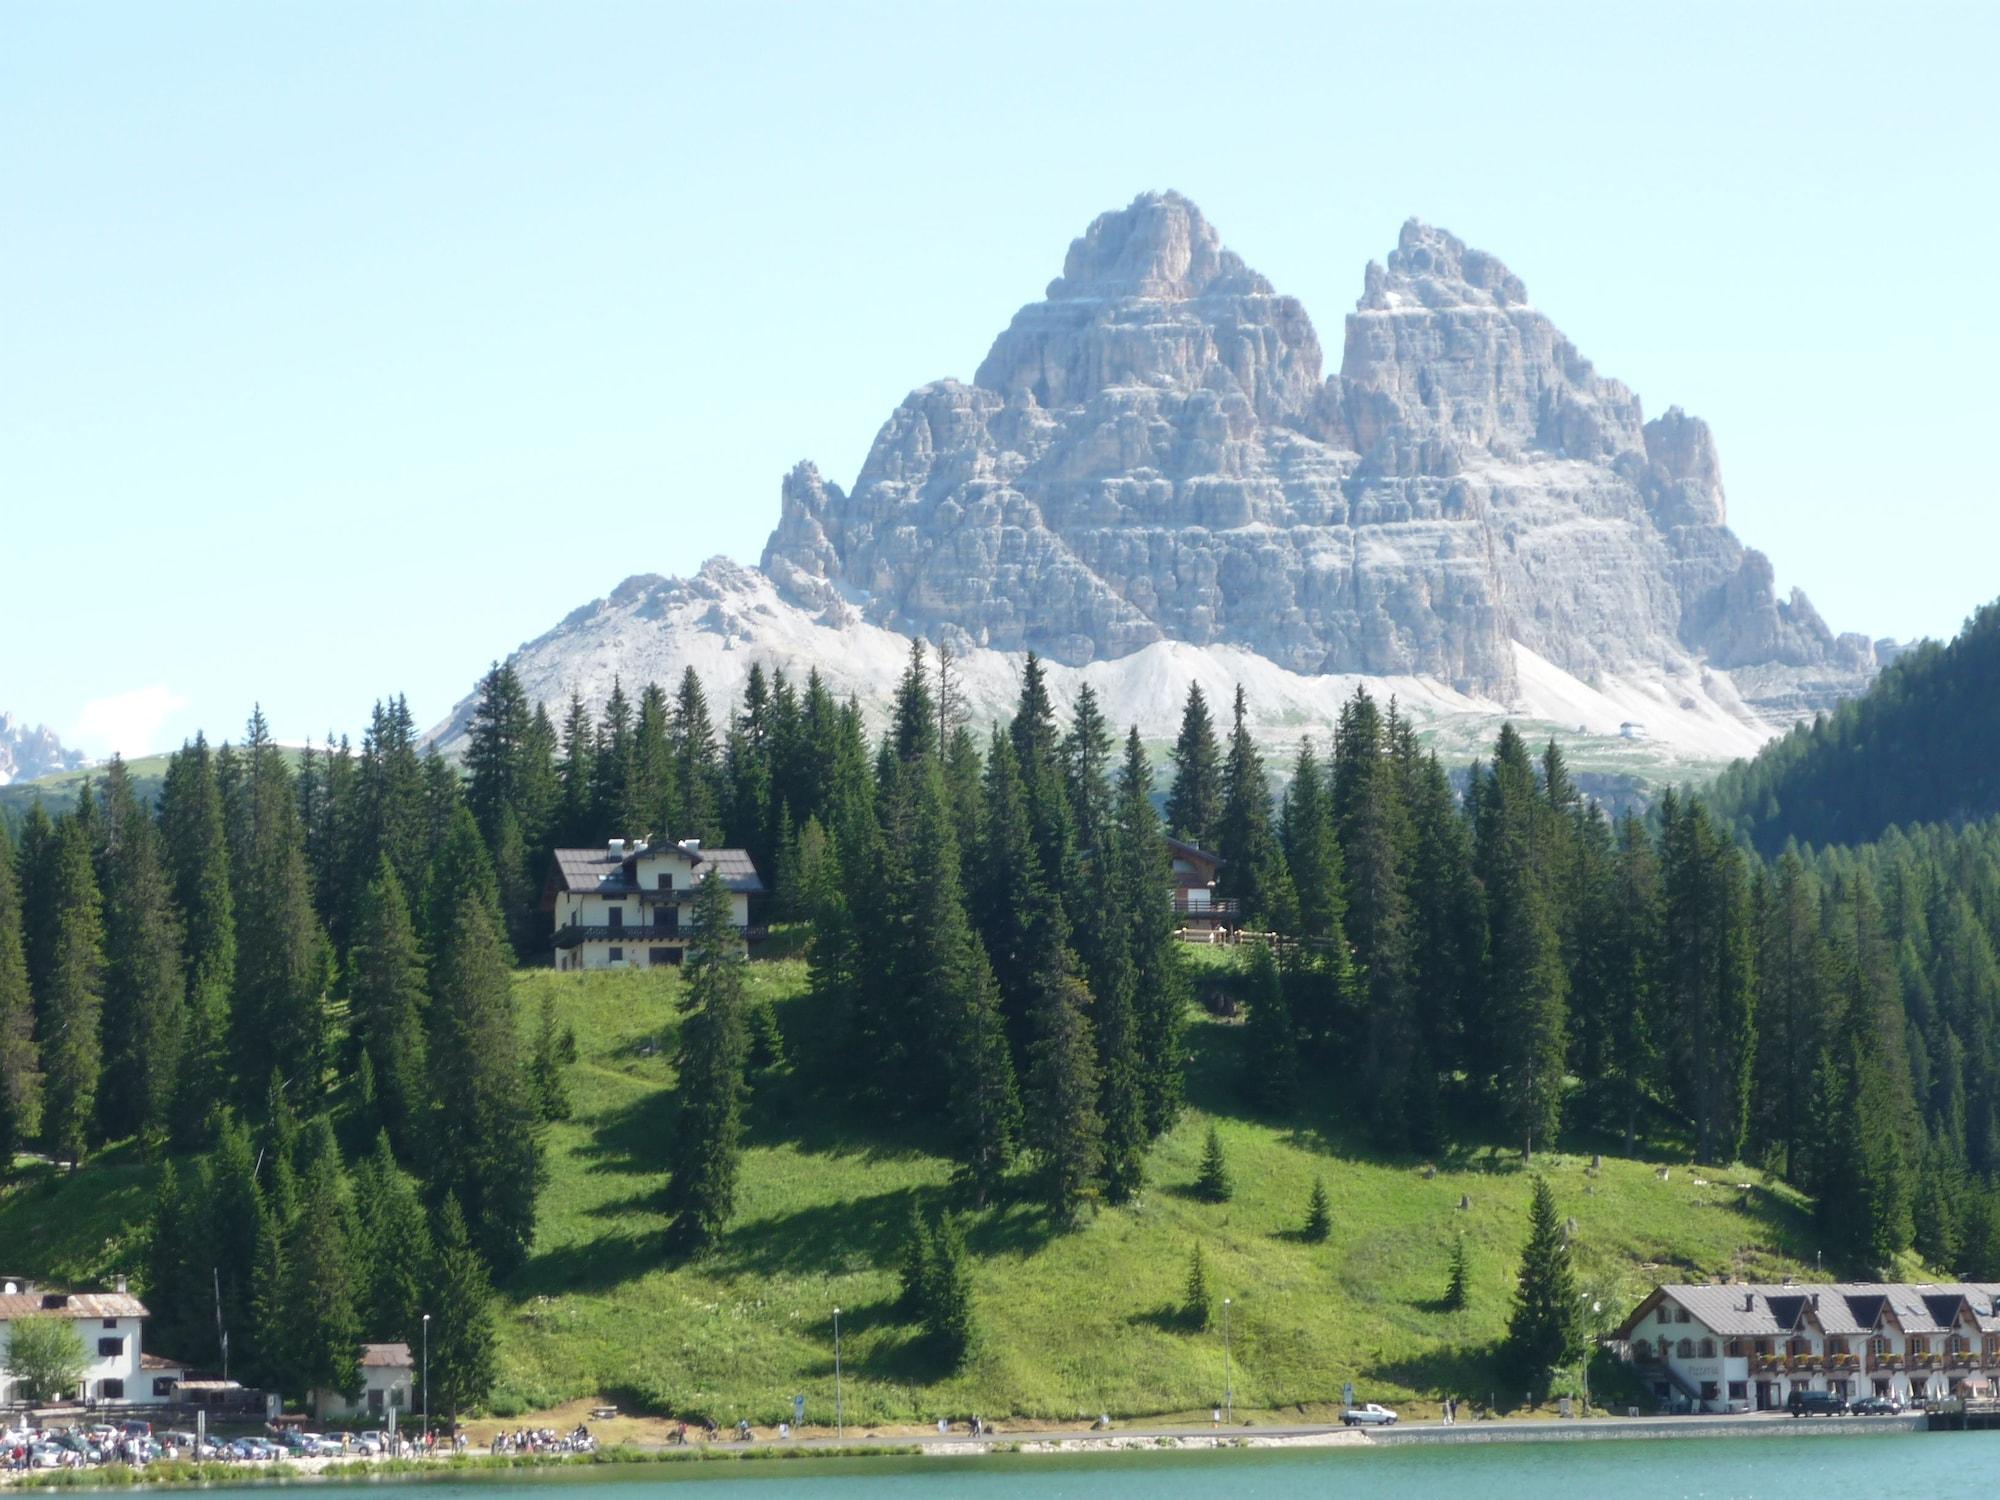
[465, 661, 532, 849]
[556, 690, 596, 848]
[39, 817, 105, 1164]
[663, 868, 750, 1252]
[427, 897, 543, 1276]
[1166, 685, 1222, 846]
[1444, 1234, 1469, 1311]
[283, 1146, 360, 1406]
[1303, 1176, 1332, 1243]
[745, 1002, 786, 1072]
[1217, 686, 1295, 931]
[529, 990, 573, 1122]
[1241, 939, 1297, 1112]
[1025, 969, 1103, 1223]
[248, 1202, 291, 1388]
[1195, 1123, 1233, 1203]
[1658, 793, 1755, 1164]
[98, 778, 185, 1148]
[234, 795, 332, 1109]
[427, 1195, 499, 1424]
[1115, 728, 1189, 1135]
[351, 1131, 433, 1345]
[897, 1200, 933, 1316]
[1504, 1177, 1583, 1383]
[348, 857, 430, 1161]
[672, 668, 723, 842]
[1182, 1243, 1213, 1330]
[922, 1212, 977, 1368]
[0, 823, 41, 1169]
[206, 1111, 266, 1369]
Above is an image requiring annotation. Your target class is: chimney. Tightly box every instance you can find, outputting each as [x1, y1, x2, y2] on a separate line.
[680, 838, 702, 856]
[1811, 1293, 1820, 1309]
[607, 839, 626, 857]
[114, 1275, 128, 1294]
[1744, 1293, 1754, 1312]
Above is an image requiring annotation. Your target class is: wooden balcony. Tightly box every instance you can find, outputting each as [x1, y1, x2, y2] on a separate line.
[1172, 895, 1240, 919]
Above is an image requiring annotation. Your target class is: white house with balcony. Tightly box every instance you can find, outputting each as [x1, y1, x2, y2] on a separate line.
[1614, 1281, 2000, 1412]
[0, 1278, 150, 1406]
[543, 837, 762, 971]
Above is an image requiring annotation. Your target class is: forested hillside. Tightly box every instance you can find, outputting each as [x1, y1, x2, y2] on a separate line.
[1711, 599, 2000, 854]
[7, 641, 2000, 1424]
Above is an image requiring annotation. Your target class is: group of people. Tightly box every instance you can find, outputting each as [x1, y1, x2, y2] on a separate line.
[488, 1425, 593, 1455]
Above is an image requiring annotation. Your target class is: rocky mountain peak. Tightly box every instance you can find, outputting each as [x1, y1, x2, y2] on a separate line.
[1361, 218, 1531, 311]
[0, 712, 82, 787]
[1042, 190, 1258, 302]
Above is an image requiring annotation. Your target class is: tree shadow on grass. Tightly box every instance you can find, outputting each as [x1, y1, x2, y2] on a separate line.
[510, 1226, 663, 1296]
[1367, 1341, 1503, 1404]
[1126, 1303, 1201, 1335]
[574, 1087, 675, 1178]
[713, 1184, 929, 1280]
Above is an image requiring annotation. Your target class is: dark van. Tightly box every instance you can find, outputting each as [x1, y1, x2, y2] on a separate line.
[1788, 1389, 1849, 1417]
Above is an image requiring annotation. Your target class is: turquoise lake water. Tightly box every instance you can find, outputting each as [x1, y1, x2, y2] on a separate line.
[155, 1432, 2000, 1500]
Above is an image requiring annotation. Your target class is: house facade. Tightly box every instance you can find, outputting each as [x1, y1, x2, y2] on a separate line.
[312, 1342, 414, 1422]
[544, 837, 763, 971]
[0, 1280, 149, 1406]
[1615, 1282, 2000, 1411]
[1167, 839, 1237, 938]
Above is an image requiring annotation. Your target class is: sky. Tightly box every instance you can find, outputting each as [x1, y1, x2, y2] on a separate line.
[5, 2, 1996, 760]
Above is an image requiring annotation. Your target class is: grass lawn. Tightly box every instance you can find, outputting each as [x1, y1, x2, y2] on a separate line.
[0, 955, 1819, 1427]
[491, 959, 1816, 1426]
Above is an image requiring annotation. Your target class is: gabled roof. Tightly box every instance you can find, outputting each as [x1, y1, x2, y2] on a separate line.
[358, 1342, 413, 1369]
[1166, 838, 1224, 868]
[140, 1353, 191, 1372]
[546, 841, 764, 897]
[1616, 1282, 2000, 1341]
[0, 1291, 148, 1320]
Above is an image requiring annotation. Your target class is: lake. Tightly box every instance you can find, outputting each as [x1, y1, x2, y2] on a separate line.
[150, 1431, 2000, 1500]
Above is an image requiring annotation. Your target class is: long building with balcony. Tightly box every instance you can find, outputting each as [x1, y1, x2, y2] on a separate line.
[543, 837, 763, 970]
[1613, 1282, 2000, 1412]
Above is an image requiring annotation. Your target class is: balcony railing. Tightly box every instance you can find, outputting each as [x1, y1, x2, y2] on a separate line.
[1173, 896, 1240, 919]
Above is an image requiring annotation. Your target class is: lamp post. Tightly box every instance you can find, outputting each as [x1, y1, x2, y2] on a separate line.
[421, 1313, 431, 1448]
[1222, 1297, 1233, 1424]
[833, 1307, 843, 1440]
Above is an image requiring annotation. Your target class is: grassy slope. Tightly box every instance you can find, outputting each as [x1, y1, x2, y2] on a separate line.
[1, 957, 1817, 1426]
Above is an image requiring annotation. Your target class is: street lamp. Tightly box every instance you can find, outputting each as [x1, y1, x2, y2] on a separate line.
[1222, 1297, 1233, 1424]
[421, 1313, 431, 1448]
[832, 1307, 843, 1440]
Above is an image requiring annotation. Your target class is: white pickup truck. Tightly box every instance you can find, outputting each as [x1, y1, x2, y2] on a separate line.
[1341, 1402, 1399, 1426]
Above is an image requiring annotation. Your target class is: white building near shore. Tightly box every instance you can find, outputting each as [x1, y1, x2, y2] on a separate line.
[0, 1279, 150, 1406]
[1614, 1282, 2000, 1412]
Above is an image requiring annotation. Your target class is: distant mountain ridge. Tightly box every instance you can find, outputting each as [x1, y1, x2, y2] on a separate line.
[440, 192, 1885, 769]
[0, 712, 81, 787]
[1711, 599, 2000, 853]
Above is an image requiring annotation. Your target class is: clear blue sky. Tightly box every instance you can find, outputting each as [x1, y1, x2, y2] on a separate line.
[6, 2, 1995, 758]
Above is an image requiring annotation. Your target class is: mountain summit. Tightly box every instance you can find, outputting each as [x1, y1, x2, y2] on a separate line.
[443, 193, 1881, 766]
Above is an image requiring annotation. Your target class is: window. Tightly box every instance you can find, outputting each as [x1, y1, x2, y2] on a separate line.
[1727, 1381, 1747, 1400]
[1633, 1340, 1652, 1362]
[1871, 1335, 1890, 1358]
[1659, 1309, 1674, 1326]
[1725, 1340, 1745, 1358]
[1756, 1339, 1771, 1356]
[369, 1390, 384, 1413]
[98, 1336, 124, 1358]
[1677, 1338, 1694, 1358]
[608, 946, 623, 963]
[1675, 1307, 1691, 1324]
[649, 948, 673, 966]
[152, 1377, 175, 1398]
[1789, 1337, 1810, 1357]
[1698, 1339, 1716, 1359]
[100, 1379, 124, 1400]
[102, 1318, 118, 1330]
[1909, 1337, 1929, 1357]
[608, 906, 625, 931]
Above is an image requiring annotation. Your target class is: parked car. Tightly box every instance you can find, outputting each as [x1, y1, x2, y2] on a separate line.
[1851, 1395, 1903, 1415]
[1341, 1403, 1399, 1426]
[1788, 1389, 1849, 1417]
[352, 1434, 384, 1456]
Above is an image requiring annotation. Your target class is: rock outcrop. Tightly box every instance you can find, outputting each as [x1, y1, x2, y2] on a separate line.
[0, 713, 81, 787]
[759, 193, 1874, 708]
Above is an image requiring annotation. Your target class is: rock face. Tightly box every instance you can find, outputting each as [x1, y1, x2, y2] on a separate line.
[0, 712, 81, 787]
[760, 193, 1874, 706]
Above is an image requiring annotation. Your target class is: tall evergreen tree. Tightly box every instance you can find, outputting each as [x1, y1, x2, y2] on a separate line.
[0, 823, 41, 1171]
[1504, 1177, 1584, 1384]
[1241, 938, 1297, 1112]
[98, 769, 185, 1146]
[672, 668, 723, 842]
[427, 897, 542, 1275]
[348, 858, 430, 1161]
[1658, 793, 1756, 1163]
[351, 1130, 434, 1345]
[1165, 684, 1222, 847]
[663, 868, 750, 1252]
[427, 1195, 499, 1424]
[1025, 970, 1103, 1223]
[39, 817, 105, 1164]
[234, 818, 331, 1109]
[283, 1145, 360, 1405]
[921, 1212, 978, 1369]
[1115, 728, 1189, 1136]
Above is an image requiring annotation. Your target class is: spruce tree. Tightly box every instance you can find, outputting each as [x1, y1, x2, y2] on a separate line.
[1116, 728, 1188, 1135]
[284, 1146, 360, 1406]
[40, 817, 105, 1165]
[0, 823, 41, 1169]
[1025, 968, 1104, 1223]
[427, 896, 543, 1276]
[1504, 1177, 1583, 1383]
[662, 868, 750, 1252]
[1182, 1242, 1213, 1329]
[248, 1203, 291, 1389]
[428, 1195, 499, 1424]
[1166, 685, 1222, 846]
[1242, 938, 1297, 1112]
[235, 810, 332, 1109]
[922, 1212, 977, 1368]
[352, 1130, 434, 1344]
[530, 990, 573, 1122]
[347, 857, 430, 1161]
[672, 668, 723, 842]
[206, 1111, 266, 1369]
[1303, 1176, 1332, 1243]
[897, 1200, 933, 1316]
[1217, 686, 1295, 931]
[1444, 1234, 1470, 1311]
[1195, 1123, 1233, 1203]
[98, 782, 185, 1147]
